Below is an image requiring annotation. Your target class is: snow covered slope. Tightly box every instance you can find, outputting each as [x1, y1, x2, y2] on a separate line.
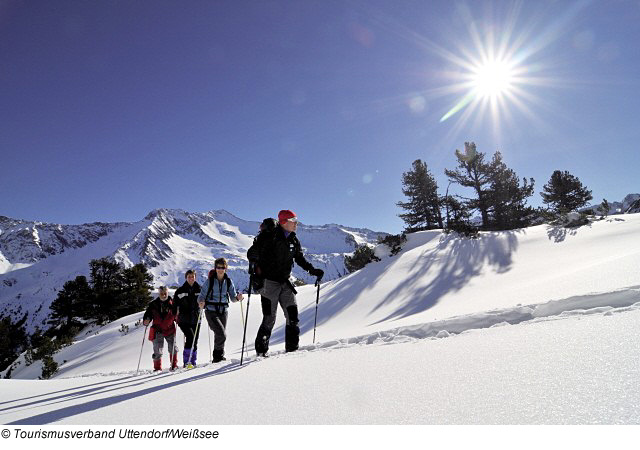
[308, 213, 640, 340]
[1, 214, 639, 425]
[0, 209, 386, 331]
[4, 306, 638, 425]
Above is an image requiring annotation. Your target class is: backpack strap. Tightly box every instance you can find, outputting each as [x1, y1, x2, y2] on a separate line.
[205, 274, 214, 301]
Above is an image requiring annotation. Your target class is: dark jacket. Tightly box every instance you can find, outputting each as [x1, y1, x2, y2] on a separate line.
[143, 297, 178, 336]
[174, 281, 201, 326]
[247, 225, 314, 283]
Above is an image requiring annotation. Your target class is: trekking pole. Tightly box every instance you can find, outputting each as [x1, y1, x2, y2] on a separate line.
[312, 278, 321, 344]
[240, 299, 248, 360]
[207, 314, 212, 363]
[240, 276, 252, 366]
[187, 309, 203, 367]
[136, 324, 149, 375]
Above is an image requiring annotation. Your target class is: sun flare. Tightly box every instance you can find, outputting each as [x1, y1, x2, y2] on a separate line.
[432, 3, 575, 128]
[472, 59, 515, 99]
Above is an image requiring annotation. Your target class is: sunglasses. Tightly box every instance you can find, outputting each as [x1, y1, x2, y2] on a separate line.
[215, 266, 226, 270]
[286, 217, 298, 223]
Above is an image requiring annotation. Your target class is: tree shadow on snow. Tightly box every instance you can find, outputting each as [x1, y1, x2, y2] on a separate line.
[4, 361, 255, 425]
[546, 221, 593, 243]
[267, 230, 523, 342]
[0, 374, 145, 409]
[0, 374, 159, 414]
[368, 230, 522, 324]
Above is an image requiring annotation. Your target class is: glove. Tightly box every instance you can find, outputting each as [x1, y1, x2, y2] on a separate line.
[248, 262, 255, 275]
[310, 268, 324, 280]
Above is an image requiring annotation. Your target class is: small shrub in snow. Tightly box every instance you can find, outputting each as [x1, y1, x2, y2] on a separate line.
[597, 199, 610, 219]
[377, 233, 407, 256]
[39, 356, 58, 379]
[444, 221, 479, 238]
[344, 244, 381, 273]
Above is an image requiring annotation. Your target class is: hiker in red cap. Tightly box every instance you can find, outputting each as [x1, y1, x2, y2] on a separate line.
[247, 210, 324, 356]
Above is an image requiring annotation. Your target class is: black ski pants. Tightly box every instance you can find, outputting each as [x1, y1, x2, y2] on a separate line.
[254, 279, 300, 354]
[178, 322, 201, 351]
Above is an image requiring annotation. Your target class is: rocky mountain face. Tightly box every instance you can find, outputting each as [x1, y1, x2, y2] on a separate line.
[580, 193, 640, 215]
[621, 194, 640, 213]
[0, 216, 122, 269]
[0, 209, 387, 332]
[626, 198, 640, 214]
[598, 194, 640, 215]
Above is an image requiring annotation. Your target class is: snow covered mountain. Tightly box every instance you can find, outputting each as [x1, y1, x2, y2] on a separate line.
[590, 193, 640, 214]
[0, 209, 386, 332]
[1, 213, 639, 425]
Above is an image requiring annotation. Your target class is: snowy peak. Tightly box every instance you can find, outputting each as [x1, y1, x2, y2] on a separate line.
[595, 193, 640, 214]
[0, 216, 122, 270]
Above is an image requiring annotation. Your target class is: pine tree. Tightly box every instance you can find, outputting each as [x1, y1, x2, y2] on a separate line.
[442, 195, 475, 235]
[446, 143, 535, 230]
[88, 257, 123, 323]
[117, 264, 153, 316]
[48, 276, 91, 329]
[0, 313, 28, 373]
[444, 142, 494, 229]
[486, 152, 535, 230]
[397, 159, 443, 231]
[540, 170, 593, 214]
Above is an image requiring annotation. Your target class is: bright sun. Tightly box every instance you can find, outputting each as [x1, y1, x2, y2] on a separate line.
[438, 43, 534, 124]
[434, 9, 559, 126]
[472, 59, 515, 99]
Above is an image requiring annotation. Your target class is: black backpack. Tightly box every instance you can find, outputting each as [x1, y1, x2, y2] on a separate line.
[250, 218, 278, 291]
[260, 218, 277, 234]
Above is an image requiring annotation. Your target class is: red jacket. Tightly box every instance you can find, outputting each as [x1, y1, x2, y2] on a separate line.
[143, 297, 177, 338]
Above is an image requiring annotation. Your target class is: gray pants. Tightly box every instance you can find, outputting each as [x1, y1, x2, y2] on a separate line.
[152, 331, 177, 361]
[255, 279, 299, 353]
[204, 309, 228, 354]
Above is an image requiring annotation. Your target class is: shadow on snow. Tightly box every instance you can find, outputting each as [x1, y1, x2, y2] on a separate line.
[4, 361, 253, 425]
[267, 229, 523, 343]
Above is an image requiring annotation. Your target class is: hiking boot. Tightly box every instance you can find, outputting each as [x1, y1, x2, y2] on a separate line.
[153, 359, 162, 371]
[212, 350, 225, 363]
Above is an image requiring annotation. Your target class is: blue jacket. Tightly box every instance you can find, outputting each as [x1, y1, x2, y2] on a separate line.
[197, 275, 238, 312]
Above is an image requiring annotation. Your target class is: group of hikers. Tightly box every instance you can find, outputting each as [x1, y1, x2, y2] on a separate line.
[142, 210, 324, 371]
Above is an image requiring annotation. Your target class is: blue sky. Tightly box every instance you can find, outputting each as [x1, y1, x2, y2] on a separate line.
[2, 0, 639, 233]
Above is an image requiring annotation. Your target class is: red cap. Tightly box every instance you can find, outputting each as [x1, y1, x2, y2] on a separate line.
[278, 210, 297, 225]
